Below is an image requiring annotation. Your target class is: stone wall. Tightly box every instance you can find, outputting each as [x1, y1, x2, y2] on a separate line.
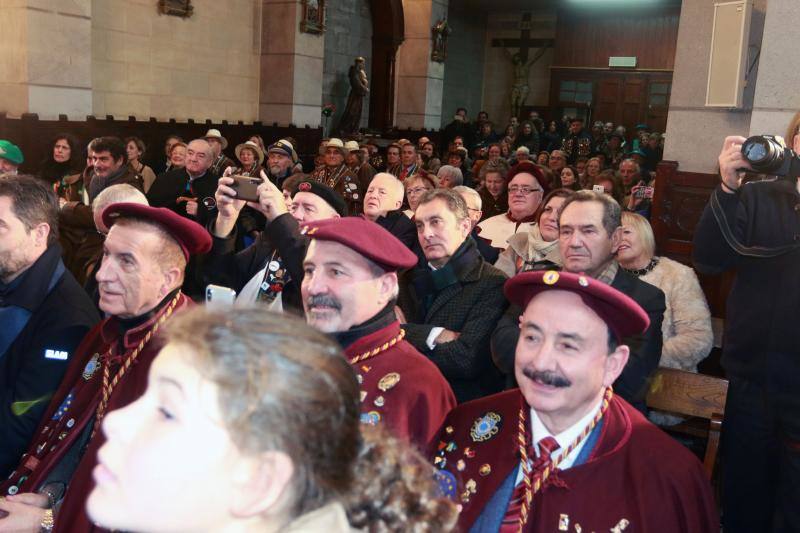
[91, 0, 261, 122]
[322, 0, 372, 135]
[664, 0, 767, 173]
[0, 1, 93, 119]
[440, 1, 486, 127]
[481, 9, 556, 127]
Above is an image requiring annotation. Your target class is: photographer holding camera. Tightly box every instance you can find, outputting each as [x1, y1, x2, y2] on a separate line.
[693, 122, 800, 533]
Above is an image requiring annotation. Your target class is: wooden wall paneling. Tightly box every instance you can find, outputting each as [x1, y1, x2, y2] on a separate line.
[596, 78, 623, 126]
[553, 4, 681, 70]
[652, 160, 734, 318]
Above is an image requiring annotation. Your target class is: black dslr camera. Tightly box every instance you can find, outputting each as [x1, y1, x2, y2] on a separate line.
[741, 135, 800, 179]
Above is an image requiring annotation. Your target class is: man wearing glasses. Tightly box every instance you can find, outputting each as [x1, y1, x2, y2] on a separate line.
[477, 161, 545, 249]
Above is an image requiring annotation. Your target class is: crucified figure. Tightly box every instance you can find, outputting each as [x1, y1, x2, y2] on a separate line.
[504, 48, 548, 119]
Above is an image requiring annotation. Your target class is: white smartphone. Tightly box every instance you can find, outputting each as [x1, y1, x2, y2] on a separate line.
[205, 284, 236, 309]
[592, 185, 605, 194]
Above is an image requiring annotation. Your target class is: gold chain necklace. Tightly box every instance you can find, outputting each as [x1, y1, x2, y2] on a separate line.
[92, 293, 182, 436]
[348, 329, 405, 365]
[516, 387, 614, 531]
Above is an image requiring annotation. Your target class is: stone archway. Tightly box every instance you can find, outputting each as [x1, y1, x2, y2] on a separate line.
[368, 0, 404, 131]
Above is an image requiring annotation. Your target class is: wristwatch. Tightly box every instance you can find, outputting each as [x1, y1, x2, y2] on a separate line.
[40, 508, 54, 532]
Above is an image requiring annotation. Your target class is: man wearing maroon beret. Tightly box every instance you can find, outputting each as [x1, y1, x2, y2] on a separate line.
[301, 217, 456, 449]
[0, 203, 211, 533]
[430, 270, 718, 532]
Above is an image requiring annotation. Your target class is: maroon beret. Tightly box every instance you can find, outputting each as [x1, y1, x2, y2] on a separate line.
[302, 217, 418, 272]
[102, 203, 212, 260]
[503, 270, 649, 341]
[508, 160, 547, 189]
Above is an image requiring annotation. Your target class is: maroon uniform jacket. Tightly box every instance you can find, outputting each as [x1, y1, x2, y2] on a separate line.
[430, 389, 718, 532]
[1, 293, 192, 533]
[347, 319, 456, 449]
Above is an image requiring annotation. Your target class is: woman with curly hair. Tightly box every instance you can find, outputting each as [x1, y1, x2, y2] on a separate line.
[87, 308, 457, 533]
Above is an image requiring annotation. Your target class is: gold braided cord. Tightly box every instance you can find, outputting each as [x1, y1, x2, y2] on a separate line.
[348, 329, 406, 365]
[517, 387, 614, 531]
[92, 293, 182, 436]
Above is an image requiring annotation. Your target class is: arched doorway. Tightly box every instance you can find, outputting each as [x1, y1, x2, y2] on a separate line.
[368, 0, 404, 131]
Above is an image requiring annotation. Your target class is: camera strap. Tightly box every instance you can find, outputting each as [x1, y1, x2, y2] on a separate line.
[710, 187, 800, 258]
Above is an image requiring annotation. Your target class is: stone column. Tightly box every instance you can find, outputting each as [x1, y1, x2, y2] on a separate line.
[747, 0, 800, 136]
[259, 0, 324, 127]
[394, 0, 448, 129]
[663, 0, 766, 173]
[0, 1, 92, 119]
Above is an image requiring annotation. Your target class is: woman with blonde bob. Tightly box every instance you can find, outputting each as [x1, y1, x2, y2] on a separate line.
[87, 308, 457, 533]
[617, 212, 713, 423]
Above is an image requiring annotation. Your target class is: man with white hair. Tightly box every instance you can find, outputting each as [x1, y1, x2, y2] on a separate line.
[363, 172, 417, 251]
[453, 185, 499, 263]
[437, 165, 463, 189]
[147, 138, 219, 225]
[515, 146, 531, 162]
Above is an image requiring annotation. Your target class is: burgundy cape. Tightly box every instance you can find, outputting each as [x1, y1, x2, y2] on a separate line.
[429, 389, 718, 532]
[1, 294, 193, 533]
[348, 320, 456, 449]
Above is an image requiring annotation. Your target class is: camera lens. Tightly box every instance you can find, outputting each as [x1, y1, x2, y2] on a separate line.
[743, 140, 768, 163]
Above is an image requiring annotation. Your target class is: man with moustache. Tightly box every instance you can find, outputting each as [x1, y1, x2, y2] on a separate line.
[205, 174, 346, 312]
[300, 217, 456, 448]
[491, 190, 665, 411]
[309, 138, 362, 214]
[0, 203, 210, 532]
[264, 139, 300, 190]
[431, 270, 717, 532]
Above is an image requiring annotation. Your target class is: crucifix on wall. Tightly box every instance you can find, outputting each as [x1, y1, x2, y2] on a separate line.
[491, 13, 554, 119]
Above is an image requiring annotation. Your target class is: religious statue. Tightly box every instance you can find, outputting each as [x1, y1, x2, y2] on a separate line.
[337, 57, 369, 137]
[504, 47, 547, 120]
[431, 19, 451, 63]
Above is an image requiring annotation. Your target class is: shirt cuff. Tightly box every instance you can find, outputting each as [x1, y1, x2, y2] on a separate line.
[426, 327, 445, 350]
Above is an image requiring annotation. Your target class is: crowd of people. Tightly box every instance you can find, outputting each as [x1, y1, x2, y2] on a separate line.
[0, 106, 787, 532]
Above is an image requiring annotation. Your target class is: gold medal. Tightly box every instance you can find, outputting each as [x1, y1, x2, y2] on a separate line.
[543, 270, 560, 285]
[479, 464, 491, 476]
[377, 372, 400, 391]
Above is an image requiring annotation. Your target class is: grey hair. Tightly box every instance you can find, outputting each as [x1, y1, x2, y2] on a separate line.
[453, 185, 482, 211]
[417, 188, 469, 222]
[92, 184, 148, 213]
[437, 165, 463, 186]
[559, 189, 621, 237]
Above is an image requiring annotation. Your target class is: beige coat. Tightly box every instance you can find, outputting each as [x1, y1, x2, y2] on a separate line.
[494, 224, 562, 277]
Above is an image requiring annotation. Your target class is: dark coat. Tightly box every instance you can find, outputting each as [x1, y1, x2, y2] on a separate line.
[0, 245, 99, 478]
[203, 213, 307, 314]
[399, 240, 509, 403]
[146, 167, 219, 226]
[491, 266, 665, 410]
[374, 210, 418, 252]
[0, 294, 193, 532]
[693, 181, 800, 381]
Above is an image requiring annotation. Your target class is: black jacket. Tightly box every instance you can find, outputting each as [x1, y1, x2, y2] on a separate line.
[693, 180, 800, 381]
[203, 213, 308, 314]
[491, 266, 665, 411]
[0, 245, 99, 477]
[374, 210, 418, 252]
[400, 239, 508, 403]
[146, 167, 219, 227]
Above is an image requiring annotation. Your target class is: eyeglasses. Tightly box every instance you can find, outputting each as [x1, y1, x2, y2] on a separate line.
[508, 185, 543, 195]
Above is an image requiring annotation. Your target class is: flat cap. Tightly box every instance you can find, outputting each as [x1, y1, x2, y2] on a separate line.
[504, 270, 650, 342]
[302, 217, 418, 272]
[293, 179, 348, 217]
[102, 203, 212, 260]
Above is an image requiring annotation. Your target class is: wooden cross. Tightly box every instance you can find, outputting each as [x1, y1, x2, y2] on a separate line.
[490, 12, 554, 62]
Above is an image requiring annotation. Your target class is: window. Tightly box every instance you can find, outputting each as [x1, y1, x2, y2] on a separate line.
[649, 82, 671, 107]
[559, 80, 594, 104]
